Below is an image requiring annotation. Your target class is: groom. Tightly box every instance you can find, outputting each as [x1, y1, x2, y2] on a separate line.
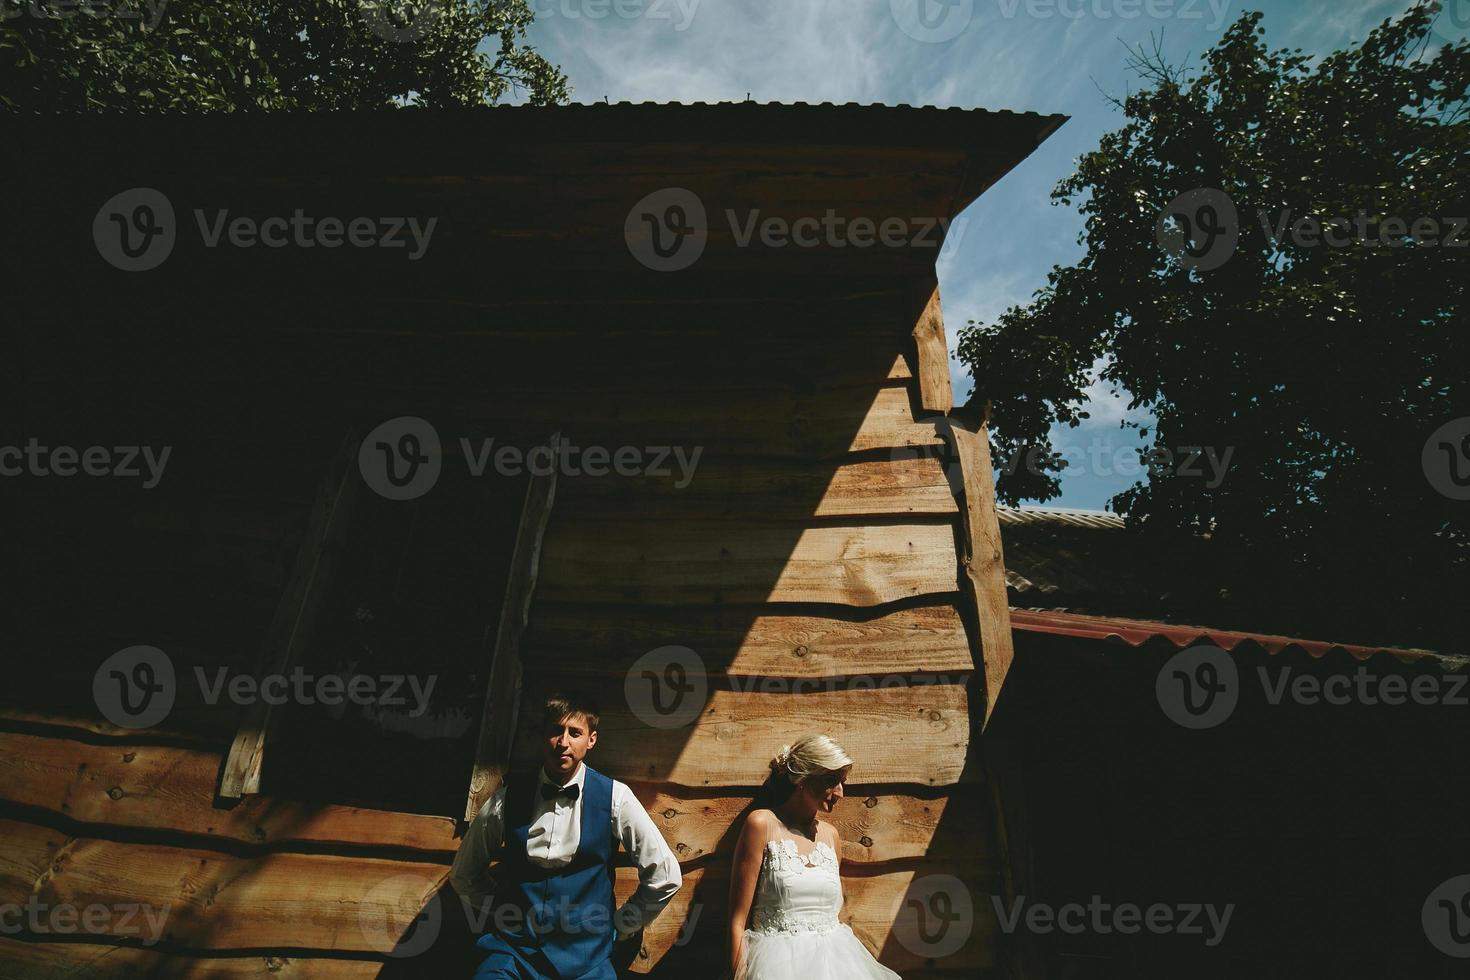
[451, 690, 683, 979]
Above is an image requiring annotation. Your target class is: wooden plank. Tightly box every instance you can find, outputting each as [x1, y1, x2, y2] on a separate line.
[403, 383, 946, 460]
[0, 706, 230, 745]
[466, 434, 561, 823]
[912, 283, 954, 414]
[512, 682, 973, 788]
[271, 331, 916, 393]
[0, 732, 457, 855]
[236, 275, 916, 335]
[0, 818, 447, 953]
[0, 633, 282, 745]
[614, 863, 998, 974]
[530, 383, 944, 458]
[537, 520, 963, 607]
[949, 411, 1016, 729]
[557, 453, 958, 522]
[0, 937, 384, 978]
[523, 602, 974, 679]
[630, 783, 990, 865]
[219, 430, 361, 800]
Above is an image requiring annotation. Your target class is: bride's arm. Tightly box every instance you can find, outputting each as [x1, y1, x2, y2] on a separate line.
[727, 811, 767, 979]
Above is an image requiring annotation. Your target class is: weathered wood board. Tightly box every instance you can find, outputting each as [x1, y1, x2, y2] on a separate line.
[538, 520, 962, 607]
[511, 682, 972, 788]
[0, 818, 447, 954]
[523, 601, 974, 679]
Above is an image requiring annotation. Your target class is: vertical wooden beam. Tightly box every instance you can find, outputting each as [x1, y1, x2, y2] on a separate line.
[949, 408, 1015, 729]
[465, 434, 562, 823]
[927, 288, 1040, 976]
[220, 429, 360, 800]
[912, 283, 955, 415]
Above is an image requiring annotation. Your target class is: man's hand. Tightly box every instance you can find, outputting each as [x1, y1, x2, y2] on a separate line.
[611, 928, 643, 973]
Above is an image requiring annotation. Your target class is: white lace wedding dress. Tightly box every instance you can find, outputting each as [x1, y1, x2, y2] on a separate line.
[736, 833, 900, 979]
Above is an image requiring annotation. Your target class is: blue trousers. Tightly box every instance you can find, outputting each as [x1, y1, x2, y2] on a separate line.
[473, 930, 617, 980]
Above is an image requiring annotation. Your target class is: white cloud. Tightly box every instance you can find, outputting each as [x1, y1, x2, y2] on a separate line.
[520, 0, 1406, 505]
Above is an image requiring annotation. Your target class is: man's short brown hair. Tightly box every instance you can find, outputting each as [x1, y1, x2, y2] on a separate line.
[542, 690, 600, 732]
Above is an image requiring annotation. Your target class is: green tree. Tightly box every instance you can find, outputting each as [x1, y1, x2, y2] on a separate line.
[0, 0, 568, 110]
[957, 2, 1469, 649]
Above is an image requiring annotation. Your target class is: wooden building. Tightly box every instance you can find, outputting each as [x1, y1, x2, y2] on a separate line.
[2, 104, 1065, 977]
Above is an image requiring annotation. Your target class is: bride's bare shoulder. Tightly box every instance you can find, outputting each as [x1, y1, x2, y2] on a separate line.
[736, 809, 777, 854]
[742, 808, 778, 831]
[816, 820, 841, 849]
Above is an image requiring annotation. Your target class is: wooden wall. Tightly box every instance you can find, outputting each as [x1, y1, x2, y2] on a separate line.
[506, 284, 998, 977]
[1, 133, 1020, 975]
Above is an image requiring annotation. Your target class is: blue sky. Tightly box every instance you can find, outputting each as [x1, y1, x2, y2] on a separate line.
[518, 0, 1465, 509]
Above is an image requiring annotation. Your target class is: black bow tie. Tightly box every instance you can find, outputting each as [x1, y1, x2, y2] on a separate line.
[540, 781, 580, 803]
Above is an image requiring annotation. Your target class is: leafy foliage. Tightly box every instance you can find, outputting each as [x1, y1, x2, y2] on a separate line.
[0, 0, 568, 110]
[957, 3, 1469, 647]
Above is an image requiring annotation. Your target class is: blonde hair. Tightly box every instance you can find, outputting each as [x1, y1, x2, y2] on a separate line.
[769, 734, 853, 785]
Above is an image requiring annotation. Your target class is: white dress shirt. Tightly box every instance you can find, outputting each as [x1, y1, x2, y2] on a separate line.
[450, 762, 683, 940]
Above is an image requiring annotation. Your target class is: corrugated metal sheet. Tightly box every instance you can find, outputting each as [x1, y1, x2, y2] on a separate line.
[998, 505, 1126, 530]
[997, 505, 1160, 602]
[13, 103, 1069, 180]
[1010, 608, 1462, 669]
[999, 507, 1459, 663]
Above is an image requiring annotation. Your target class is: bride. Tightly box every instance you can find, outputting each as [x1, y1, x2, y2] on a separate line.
[726, 734, 900, 980]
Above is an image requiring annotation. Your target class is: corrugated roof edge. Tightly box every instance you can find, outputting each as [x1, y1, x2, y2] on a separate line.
[999, 506, 1126, 529]
[1010, 609, 1464, 670]
[17, 102, 1070, 179]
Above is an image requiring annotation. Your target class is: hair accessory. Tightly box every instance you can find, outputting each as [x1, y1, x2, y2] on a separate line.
[772, 743, 792, 772]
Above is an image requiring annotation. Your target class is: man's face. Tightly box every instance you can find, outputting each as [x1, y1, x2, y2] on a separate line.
[543, 711, 597, 781]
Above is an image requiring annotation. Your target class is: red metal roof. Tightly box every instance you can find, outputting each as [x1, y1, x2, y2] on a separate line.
[1008, 608, 1460, 668]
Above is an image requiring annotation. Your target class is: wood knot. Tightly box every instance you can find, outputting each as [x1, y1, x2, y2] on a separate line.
[107, 786, 124, 801]
[927, 710, 942, 721]
[793, 645, 809, 658]
[863, 796, 879, 809]
[663, 808, 678, 820]
[859, 835, 874, 848]
[121, 752, 136, 764]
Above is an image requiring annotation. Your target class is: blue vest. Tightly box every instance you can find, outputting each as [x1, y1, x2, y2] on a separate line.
[494, 764, 618, 977]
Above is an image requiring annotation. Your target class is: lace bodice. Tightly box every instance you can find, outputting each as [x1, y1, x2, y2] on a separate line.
[748, 837, 844, 936]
